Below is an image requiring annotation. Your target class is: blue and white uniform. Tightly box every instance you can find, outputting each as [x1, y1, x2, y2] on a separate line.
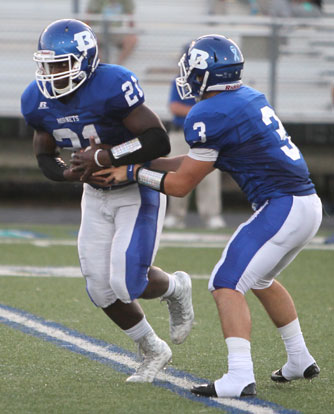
[21, 64, 166, 306]
[184, 85, 322, 293]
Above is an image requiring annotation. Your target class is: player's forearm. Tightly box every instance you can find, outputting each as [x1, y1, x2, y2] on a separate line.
[134, 165, 192, 197]
[95, 127, 171, 168]
[150, 155, 185, 172]
[163, 172, 192, 197]
[36, 153, 67, 181]
[36, 153, 83, 182]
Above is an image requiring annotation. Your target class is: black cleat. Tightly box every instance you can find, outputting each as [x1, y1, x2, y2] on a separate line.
[191, 383, 217, 397]
[240, 382, 257, 397]
[271, 362, 320, 382]
[271, 368, 289, 383]
[191, 382, 256, 398]
[303, 363, 320, 379]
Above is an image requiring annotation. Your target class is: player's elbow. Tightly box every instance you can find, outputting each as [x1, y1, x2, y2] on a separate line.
[136, 127, 170, 161]
[173, 189, 190, 197]
[156, 129, 170, 157]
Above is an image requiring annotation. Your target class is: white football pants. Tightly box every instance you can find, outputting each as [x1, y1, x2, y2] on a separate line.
[209, 194, 322, 294]
[78, 183, 166, 307]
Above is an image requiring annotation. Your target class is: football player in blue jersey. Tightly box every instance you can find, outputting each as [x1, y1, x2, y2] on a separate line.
[98, 34, 323, 397]
[21, 19, 194, 383]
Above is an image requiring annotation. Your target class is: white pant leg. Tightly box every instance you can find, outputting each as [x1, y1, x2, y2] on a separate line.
[78, 184, 117, 307]
[237, 194, 322, 293]
[78, 184, 166, 306]
[110, 185, 166, 302]
[209, 194, 322, 294]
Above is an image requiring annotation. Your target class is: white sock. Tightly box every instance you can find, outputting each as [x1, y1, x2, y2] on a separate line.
[161, 273, 176, 298]
[214, 337, 255, 397]
[123, 316, 154, 342]
[278, 318, 315, 379]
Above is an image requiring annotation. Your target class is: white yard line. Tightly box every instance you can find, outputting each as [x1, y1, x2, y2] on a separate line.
[0, 305, 285, 414]
[0, 265, 208, 279]
[0, 232, 332, 250]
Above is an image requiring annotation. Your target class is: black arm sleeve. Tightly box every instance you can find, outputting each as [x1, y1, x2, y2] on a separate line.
[36, 153, 67, 181]
[108, 127, 171, 167]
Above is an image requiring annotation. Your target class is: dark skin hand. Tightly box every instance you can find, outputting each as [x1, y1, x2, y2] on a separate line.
[33, 129, 106, 186]
[70, 103, 166, 182]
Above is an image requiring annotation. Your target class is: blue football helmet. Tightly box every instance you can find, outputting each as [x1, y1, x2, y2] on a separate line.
[34, 19, 100, 99]
[176, 34, 244, 100]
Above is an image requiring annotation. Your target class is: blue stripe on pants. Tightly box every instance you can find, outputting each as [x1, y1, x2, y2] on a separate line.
[125, 186, 160, 300]
[212, 196, 294, 290]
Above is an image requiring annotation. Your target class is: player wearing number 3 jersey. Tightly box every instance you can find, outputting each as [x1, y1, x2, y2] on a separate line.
[21, 19, 194, 383]
[100, 34, 322, 397]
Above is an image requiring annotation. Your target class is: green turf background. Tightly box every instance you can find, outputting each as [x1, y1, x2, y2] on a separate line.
[0, 224, 333, 413]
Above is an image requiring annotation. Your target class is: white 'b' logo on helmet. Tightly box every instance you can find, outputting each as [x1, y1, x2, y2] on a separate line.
[74, 31, 96, 52]
[189, 48, 209, 69]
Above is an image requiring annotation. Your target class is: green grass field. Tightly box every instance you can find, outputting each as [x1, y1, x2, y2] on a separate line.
[0, 223, 333, 414]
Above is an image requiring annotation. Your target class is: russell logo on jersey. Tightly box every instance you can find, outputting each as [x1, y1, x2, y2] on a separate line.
[38, 101, 49, 109]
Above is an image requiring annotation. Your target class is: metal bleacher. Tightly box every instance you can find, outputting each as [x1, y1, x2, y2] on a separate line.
[1, 0, 334, 124]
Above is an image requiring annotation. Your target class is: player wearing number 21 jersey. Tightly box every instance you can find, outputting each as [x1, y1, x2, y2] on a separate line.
[21, 19, 195, 384]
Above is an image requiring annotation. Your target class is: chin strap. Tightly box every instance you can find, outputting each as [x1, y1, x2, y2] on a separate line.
[198, 71, 210, 99]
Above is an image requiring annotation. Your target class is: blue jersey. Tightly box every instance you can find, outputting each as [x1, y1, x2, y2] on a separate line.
[184, 85, 315, 207]
[21, 64, 145, 149]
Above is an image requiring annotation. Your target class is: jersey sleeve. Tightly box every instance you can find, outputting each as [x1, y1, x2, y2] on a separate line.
[183, 102, 229, 151]
[188, 147, 219, 162]
[103, 66, 145, 119]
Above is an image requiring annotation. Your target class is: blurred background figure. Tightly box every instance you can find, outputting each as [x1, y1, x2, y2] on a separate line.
[255, 0, 292, 16]
[290, 0, 323, 17]
[248, 0, 260, 14]
[208, 0, 227, 15]
[255, 0, 322, 17]
[87, 0, 137, 65]
[164, 57, 226, 230]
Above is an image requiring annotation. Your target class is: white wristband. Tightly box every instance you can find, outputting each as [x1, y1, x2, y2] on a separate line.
[94, 149, 104, 167]
[137, 167, 166, 192]
[111, 138, 142, 159]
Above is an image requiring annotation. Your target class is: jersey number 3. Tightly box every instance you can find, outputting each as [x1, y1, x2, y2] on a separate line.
[261, 106, 300, 161]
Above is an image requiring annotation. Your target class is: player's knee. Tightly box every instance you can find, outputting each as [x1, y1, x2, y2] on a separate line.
[252, 278, 274, 290]
[109, 277, 133, 303]
[85, 279, 115, 308]
[109, 261, 149, 302]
